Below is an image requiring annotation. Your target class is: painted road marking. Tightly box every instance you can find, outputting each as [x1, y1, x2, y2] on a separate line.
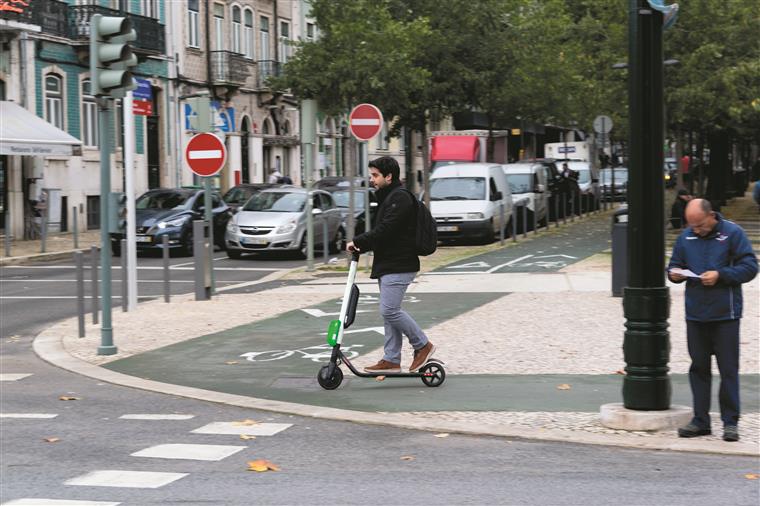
[486, 254, 535, 273]
[131, 444, 245, 461]
[301, 308, 372, 318]
[119, 414, 195, 420]
[1, 500, 120, 506]
[65, 470, 187, 489]
[1, 265, 281, 272]
[0, 374, 33, 381]
[240, 343, 365, 363]
[191, 422, 292, 436]
[0, 413, 58, 419]
[445, 261, 491, 269]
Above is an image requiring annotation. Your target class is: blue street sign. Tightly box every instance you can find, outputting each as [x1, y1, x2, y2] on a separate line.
[133, 78, 153, 101]
[184, 101, 235, 133]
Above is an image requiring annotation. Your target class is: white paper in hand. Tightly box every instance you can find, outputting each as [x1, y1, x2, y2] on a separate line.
[669, 268, 700, 278]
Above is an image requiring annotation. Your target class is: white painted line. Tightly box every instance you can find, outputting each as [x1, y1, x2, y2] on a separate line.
[445, 261, 491, 269]
[131, 443, 245, 461]
[351, 119, 381, 126]
[0, 279, 196, 283]
[423, 271, 487, 275]
[0, 413, 58, 419]
[0, 296, 156, 300]
[188, 149, 222, 160]
[2, 265, 281, 272]
[487, 254, 535, 273]
[0, 373, 33, 381]
[191, 422, 292, 436]
[119, 414, 195, 420]
[1, 499, 120, 506]
[301, 308, 372, 318]
[65, 470, 187, 489]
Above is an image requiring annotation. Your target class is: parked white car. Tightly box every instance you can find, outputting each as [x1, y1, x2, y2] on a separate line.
[225, 188, 345, 259]
[428, 163, 513, 243]
[502, 163, 548, 226]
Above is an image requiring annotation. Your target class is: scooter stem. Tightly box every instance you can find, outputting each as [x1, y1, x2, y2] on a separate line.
[335, 252, 360, 345]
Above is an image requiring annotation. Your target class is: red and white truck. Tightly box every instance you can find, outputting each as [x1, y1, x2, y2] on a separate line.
[429, 130, 510, 170]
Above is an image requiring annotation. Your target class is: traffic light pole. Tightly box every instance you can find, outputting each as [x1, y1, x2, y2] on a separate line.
[124, 89, 138, 310]
[97, 98, 117, 355]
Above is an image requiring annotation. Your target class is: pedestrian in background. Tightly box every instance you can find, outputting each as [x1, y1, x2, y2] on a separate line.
[268, 168, 282, 184]
[346, 156, 435, 374]
[667, 199, 758, 442]
[669, 188, 692, 229]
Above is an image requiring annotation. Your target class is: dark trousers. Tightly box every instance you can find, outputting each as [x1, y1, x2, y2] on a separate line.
[686, 319, 741, 428]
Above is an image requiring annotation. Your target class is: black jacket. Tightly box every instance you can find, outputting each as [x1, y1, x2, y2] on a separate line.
[353, 181, 419, 279]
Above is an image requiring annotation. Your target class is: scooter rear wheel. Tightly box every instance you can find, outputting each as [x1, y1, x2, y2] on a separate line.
[317, 365, 343, 390]
[420, 362, 446, 387]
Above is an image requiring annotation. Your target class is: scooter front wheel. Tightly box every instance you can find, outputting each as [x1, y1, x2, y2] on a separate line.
[420, 362, 446, 387]
[317, 365, 343, 390]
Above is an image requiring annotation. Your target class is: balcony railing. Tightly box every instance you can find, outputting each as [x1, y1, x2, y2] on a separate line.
[257, 60, 282, 89]
[0, 0, 69, 37]
[210, 51, 250, 86]
[68, 5, 165, 54]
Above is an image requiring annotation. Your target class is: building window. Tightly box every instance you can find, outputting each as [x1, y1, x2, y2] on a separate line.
[188, 0, 199, 48]
[231, 6, 242, 54]
[86, 195, 100, 229]
[44, 74, 63, 130]
[81, 79, 98, 147]
[213, 3, 224, 50]
[279, 21, 290, 63]
[306, 22, 315, 41]
[141, 0, 158, 18]
[259, 16, 269, 61]
[243, 9, 254, 59]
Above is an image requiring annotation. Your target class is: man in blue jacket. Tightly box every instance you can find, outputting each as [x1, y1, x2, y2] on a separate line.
[668, 199, 758, 442]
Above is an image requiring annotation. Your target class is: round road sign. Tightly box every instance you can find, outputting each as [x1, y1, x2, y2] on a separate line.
[593, 115, 613, 134]
[349, 103, 383, 141]
[185, 133, 227, 177]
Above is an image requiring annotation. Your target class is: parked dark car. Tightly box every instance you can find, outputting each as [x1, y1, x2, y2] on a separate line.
[313, 176, 367, 189]
[321, 186, 378, 236]
[222, 183, 281, 213]
[600, 167, 629, 201]
[110, 188, 231, 256]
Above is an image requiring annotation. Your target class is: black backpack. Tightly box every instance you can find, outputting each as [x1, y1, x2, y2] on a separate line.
[403, 189, 437, 256]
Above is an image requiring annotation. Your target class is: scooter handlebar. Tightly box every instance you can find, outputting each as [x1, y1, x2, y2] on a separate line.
[351, 251, 361, 262]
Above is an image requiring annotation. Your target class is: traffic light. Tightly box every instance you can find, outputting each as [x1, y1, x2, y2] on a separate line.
[89, 14, 138, 97]
[108, 192, 127, 233]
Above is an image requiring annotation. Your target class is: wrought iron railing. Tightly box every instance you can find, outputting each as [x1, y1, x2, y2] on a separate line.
[67, 5, 165, 53]
[210, 51, 250, 85]
[0, 0, 69, 37]
[257, 60, 282, 88]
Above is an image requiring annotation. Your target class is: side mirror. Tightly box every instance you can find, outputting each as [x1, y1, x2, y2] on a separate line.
[591, 178, 599, 184]
[535, 184, 545, 193]
[312, 208, 323, 215]
[491, 190, 503, 201]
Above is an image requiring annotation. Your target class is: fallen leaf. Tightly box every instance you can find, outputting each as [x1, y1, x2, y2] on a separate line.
[434, 433, 450, 438]
[556, 384, 571, 390]
[375, 376, 386, 382]
[43, 437, 61, 443]
[225, 361, 239, 365]
[240, 434, 257, 440]
[247, 459, 280, 472]
[233, 419, 259, 426]
[59, 396, 80, 401]
[615, 370, 626, 375]
[745, 473, 759, 480]
[400, 455, 415, 461]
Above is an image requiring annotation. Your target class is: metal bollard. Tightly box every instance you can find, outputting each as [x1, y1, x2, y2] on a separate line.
[121, 239, 127, 312]
[323, 219, 328, 263]
[571, 191, 576, 222]
[91, 245, 99, 324]
[162, 235, 170, 303]
[193, 220, 210, 301]
[562, 194, 567, 225]
[40, 213, 47, 253]
[532, 205, 538, 235]
[554, 197, 559, 228]
[522, 205, 527, 239]
[499, 202, 505, 245]
[75, 251, 85, 338]
[4, 209, 10, 257]
[72, 206, 79, 249]
[512, 207, 517, 242]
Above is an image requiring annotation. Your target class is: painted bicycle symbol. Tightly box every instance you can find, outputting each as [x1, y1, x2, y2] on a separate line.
[335, 294, 419, 306]
[239, 343, 366, 363]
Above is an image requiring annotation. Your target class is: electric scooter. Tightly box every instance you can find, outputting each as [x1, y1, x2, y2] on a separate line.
[317, 251, 446, 390]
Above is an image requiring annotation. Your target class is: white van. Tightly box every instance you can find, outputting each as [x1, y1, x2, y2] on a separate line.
[428, 163, 513, 243]
[502, 163, 548, 226]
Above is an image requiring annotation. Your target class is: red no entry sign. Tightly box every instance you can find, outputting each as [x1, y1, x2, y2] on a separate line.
[349, 103, 383, 141]
[185, 133, 226, 177]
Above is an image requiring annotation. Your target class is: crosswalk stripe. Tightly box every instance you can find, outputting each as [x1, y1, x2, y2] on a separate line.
[1, 499, 120, 506]
[191, 422, 292, 436]
[119, 414, 195, 420]
[0, 374, 33, 381]
[65, 470, 187, 489]
[0, 413, 58, 419]
[131, 443, 245, 461]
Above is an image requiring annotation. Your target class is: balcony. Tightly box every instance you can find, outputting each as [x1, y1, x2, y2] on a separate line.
[0, 0, 68, 37]
[257, 60, 282, 89]
[210, 51, 250, 86]
[68, 4, 165, 54]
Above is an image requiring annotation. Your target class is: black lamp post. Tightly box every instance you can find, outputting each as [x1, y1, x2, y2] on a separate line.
[622, 0, 671, 410]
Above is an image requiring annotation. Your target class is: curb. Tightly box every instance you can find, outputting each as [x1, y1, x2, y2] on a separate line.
[0, 247, 93, 266]
[33, 328, 758, 457]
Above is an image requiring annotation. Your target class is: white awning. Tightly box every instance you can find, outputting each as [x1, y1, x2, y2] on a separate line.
[0, 101, 82, 156]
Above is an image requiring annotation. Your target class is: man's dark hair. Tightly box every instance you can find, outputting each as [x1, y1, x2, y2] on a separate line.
[368, 156, 400, 182]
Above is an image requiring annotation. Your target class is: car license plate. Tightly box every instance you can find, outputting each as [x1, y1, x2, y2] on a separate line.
[135, 235, 152, 243]
[437, 225, 459, 232]
[242, 237, 268, 245]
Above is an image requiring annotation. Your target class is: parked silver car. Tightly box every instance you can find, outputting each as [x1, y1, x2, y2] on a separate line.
[225, 187, 345, 259]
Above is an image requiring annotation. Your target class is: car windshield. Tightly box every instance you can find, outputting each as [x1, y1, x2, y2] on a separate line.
[136, 191, 190, 210]
[243, 192, 305, 212]
[429, 177, 486, 200]
[223, 188, 253, 205]
[330, 191, 366, 208]
[505, 174, 532, 194]
[576, 169, 591, 184]
[600, 169, 629, 183]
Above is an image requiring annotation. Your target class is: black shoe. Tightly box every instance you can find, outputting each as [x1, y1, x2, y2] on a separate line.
[723, 425, 739, 442]
[677, 423, 711, 438]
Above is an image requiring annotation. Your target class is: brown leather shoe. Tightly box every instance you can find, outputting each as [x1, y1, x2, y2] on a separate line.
[409, 342, 435, 372]
[364, 360, 401, 374]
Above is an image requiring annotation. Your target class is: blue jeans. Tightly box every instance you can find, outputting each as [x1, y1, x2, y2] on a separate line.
[686, 319, 741, 428]
[378, 272, 429, 364]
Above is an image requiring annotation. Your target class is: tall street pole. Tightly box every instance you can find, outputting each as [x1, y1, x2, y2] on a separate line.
[301, 99, 316, 271]
[623, 0, 670, 409]
[98, 98, 117, 355]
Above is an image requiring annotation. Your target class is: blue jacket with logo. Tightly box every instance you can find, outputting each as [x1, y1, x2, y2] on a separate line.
[667, 213, 757, 322]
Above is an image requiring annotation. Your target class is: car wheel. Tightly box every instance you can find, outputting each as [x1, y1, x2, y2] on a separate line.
[329, 227, 346, 254]
[227, 249, 242, 259]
